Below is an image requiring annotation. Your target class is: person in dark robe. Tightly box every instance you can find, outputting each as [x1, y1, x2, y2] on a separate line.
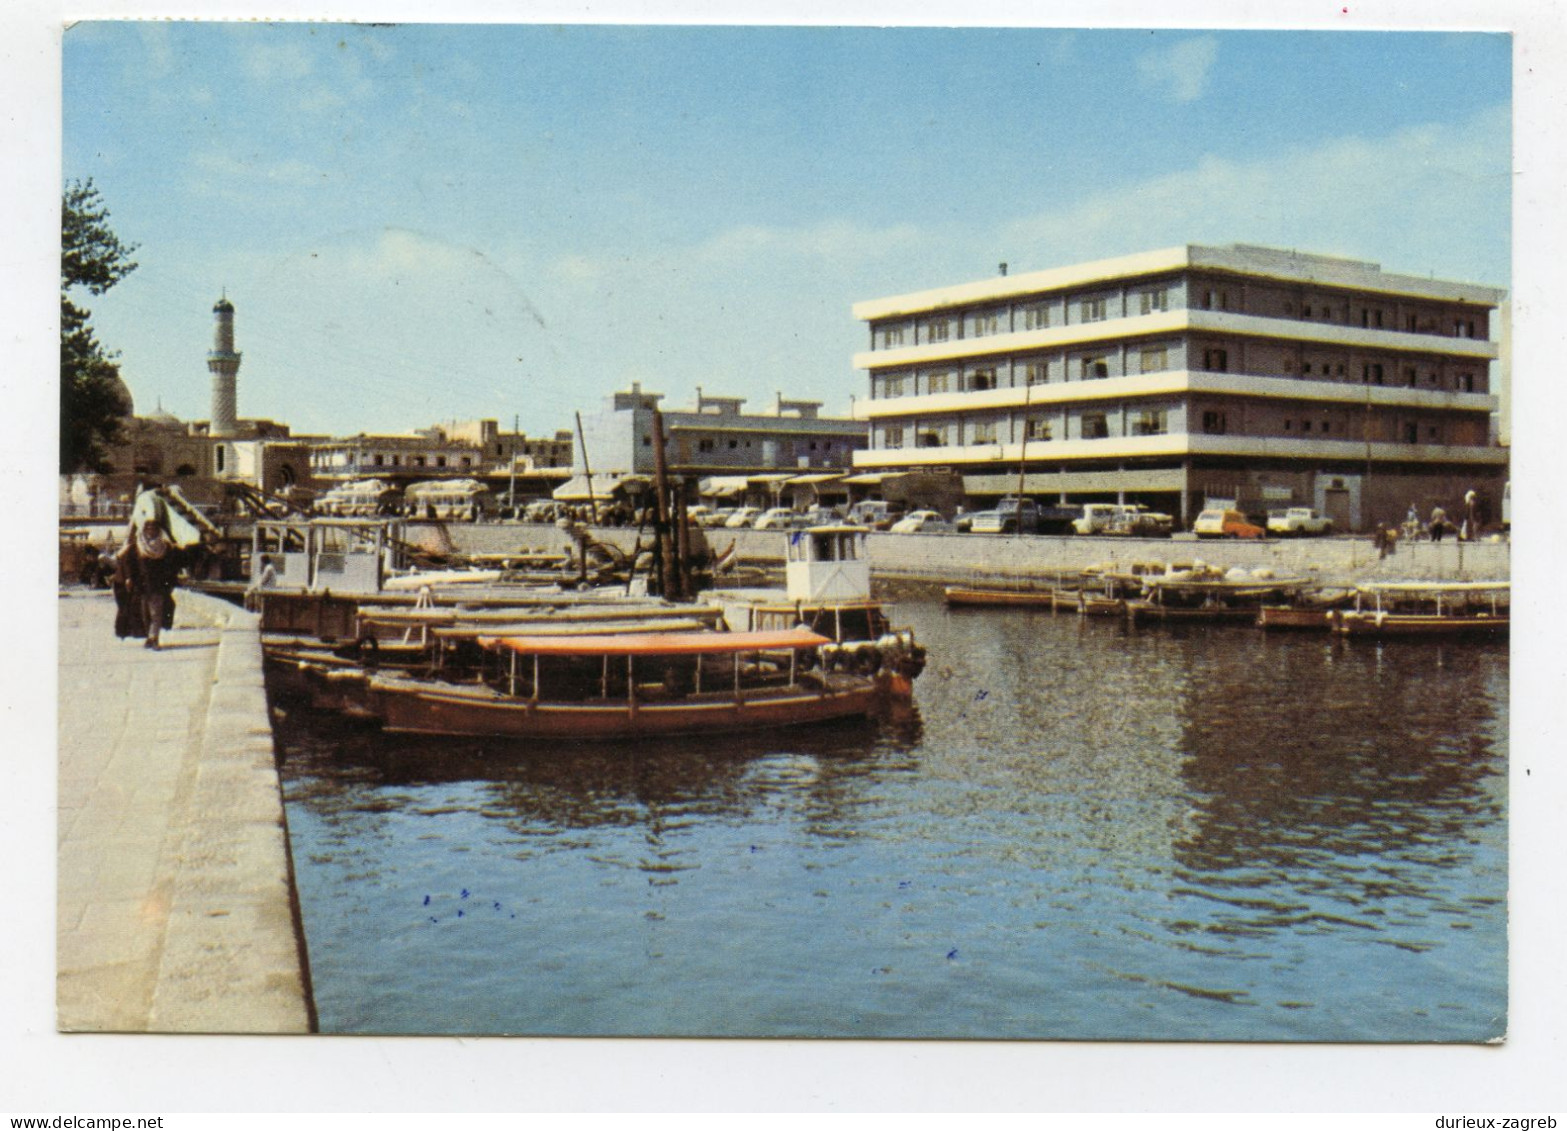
[126, 517, 180, 649]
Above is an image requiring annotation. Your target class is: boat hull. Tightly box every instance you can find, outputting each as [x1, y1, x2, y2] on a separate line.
[366, 676, 896, 739]
[943, 586, 1060, 608]
[1332, 612, 1509, 637]
[1257, 605, 1337, 631]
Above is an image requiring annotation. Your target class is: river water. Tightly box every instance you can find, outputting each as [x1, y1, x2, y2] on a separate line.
[273, 589, 1508, 1041]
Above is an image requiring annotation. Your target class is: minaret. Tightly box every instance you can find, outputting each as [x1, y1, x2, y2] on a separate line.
[207, 294, 241, 438]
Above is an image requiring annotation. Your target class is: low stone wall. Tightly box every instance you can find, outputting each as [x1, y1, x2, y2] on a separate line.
[151, 589, 314, 1032]
[427, 521, 1509, 586]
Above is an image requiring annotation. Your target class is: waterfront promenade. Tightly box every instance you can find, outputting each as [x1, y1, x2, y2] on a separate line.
[57, 587, 311, 1032]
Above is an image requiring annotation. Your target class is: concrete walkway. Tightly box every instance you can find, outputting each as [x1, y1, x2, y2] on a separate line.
[57, 587, 311, 1032]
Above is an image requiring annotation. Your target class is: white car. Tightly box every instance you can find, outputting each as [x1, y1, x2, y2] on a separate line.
[890, 510, 953, 534]
[724, 506, 763, 528]
[752, 507, 800, 530]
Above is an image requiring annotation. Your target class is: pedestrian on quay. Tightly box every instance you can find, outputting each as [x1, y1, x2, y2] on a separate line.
[1430, 504, 1448, 543]
[126, 515, 179, 649]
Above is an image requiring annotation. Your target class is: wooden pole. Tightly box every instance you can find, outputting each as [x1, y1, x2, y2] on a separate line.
[574, 411, 600, 525]
[651, 408, 679, 600]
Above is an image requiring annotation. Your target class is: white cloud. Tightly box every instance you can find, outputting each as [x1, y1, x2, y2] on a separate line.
[1000, 102, 1511, 287]
[1136, 35, 1219, 104]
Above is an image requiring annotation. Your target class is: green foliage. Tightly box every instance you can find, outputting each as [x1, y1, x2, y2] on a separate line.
[60, 178, 139, 474]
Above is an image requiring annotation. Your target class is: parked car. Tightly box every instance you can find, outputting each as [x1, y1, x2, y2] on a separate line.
[698, 507, 737, 528]
[970, 496, 1040, 535]
[1266, 507, 1334, 537]
[753, 507, 800, 530]
[889, 510, 953, 534]
[1193, 508, 1266, 539]
[724, 506, 763, 528]
[845, 500, 904, 530]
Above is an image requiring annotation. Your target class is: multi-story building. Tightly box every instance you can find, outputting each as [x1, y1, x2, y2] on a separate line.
[851, 244, 1507, 530]
[566, 383, 867, 503]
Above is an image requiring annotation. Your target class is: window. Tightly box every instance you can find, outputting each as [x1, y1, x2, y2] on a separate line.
[437, 456, 447, 468]
[1082, 297, 1107, 322]
[927, 318, 952, 344]
[1202, 410, 1228, 435]
[216, 446, 226, 472]
[970, 420, 998, 444]
[1302, 303, 1312, 319]
[1321, 420, 1331, 433]
[1081, 413, 1109, 439]
[1404, 367, 1417, 388]
[1403, 422, 1419, 444]
[1132, 410, 1168, 436]
[1140, 289, 1169, 315]
[1082, 354, 1110, 379]
[1363, 363, 1384, 385]
[1202, 289, 1228, 311]
[1428, 425, 1440, 440]
[1202, 348, 1228, 372]
[1459, 372, 1476, 392]
[1301, 420, 1312, 433]
[728, 439, 738, 449]
[969, 368, 997, 391]
[917, 427, 947, 448]
[698, 438, 715, 453]
[1302, 362, 1312, 375]
[1140, 346, 1168, 374]
[373, 454, 384, 466]
[1024, 415, 1052, 441]
[1022, 303, 1050, 331]
[883, 426, 904, 449]
[971, 311, 1000, 337]
[1407, 313, 1418, 332]
[1024, 361, 1049, 386]
[927, 371, 952, 395]
[880, 325, 905, 348]
[883, 375, 904, 398]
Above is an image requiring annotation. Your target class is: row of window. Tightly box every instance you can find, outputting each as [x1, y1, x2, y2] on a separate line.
[694, 438, 846, 453]
[872, 281, 1486, 350]
[311, 452, 475, 470]
[873, 347, 1481, 397]
[879, 410, 1456, 448]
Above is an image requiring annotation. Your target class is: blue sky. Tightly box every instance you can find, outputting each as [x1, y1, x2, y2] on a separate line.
[61, 23, 1511, 438]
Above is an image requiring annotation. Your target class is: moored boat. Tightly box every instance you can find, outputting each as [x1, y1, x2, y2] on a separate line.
[1126, 570, 1312, 624]
[1331, 582, 1509, 638]
[365, 627, 913, 739]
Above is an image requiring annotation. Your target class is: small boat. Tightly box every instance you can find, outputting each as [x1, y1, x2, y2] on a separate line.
[943, 584, 1059, 608]
[364, 628, 914, 739]
[1331, 582, 1509, 638]
[1126, 571, 1312, 624]
[1256, 588, 1355, 631]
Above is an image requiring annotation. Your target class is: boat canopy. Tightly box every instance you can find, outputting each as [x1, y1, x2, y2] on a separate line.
[481, 627, 831, 656]
[1357, 581, 1510, 593]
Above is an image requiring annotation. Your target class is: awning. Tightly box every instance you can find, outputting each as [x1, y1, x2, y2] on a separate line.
[840, 472, 889, 485]
[786, 473, 845, 486]
[551, 474, 646, 501]
[747, 473, 795, 484]
[481, 627, 831, 656]
[698, 475, 752, 498]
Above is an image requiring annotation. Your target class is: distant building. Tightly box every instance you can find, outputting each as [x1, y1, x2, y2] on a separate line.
[851, 244, 1507, 530]
[566, 382, 867, 505]
[62, 296, 315, 516]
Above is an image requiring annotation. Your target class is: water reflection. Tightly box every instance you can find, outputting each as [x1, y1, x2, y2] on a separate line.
[276, 595, 1507, 1039]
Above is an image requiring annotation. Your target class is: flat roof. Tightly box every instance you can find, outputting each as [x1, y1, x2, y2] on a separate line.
[853, 244, 1506, 321]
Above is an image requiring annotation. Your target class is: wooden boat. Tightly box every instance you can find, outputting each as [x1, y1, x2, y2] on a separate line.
[943, 584, 1059, 608]
[1126, 573, 1311, 624]
[364, 628, 914, 739]
[1256, 588, 1355, 631]
[1331, 582, 1509, 638]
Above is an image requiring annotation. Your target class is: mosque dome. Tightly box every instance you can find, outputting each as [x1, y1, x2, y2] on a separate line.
[106, 372, 135, 418]
[213, 297, 234, 314]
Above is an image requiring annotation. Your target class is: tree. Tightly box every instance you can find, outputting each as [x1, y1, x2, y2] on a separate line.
[61, 178, 139, 474]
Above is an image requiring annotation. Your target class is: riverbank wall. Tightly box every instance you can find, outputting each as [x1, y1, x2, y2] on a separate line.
[415, 522, 1510, 586]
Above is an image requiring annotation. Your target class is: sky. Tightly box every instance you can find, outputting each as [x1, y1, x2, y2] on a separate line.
[58, 22, 1514, 439]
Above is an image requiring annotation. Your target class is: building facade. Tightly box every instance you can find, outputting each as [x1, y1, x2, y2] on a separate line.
[575, 383, 867, 479]
[851, 244, 1507, 531]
